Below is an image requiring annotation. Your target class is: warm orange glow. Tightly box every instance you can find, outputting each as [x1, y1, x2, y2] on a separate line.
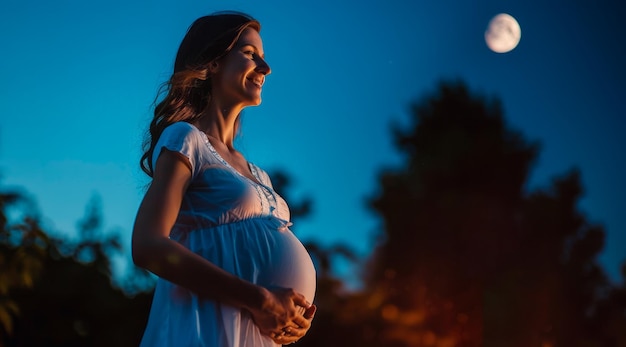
[422, 331, 436, 345]
[399, 309, 427, 325]
[381, 304, 399, 320]
[366, 289, 386, 309]
[437, 337, 457, 347]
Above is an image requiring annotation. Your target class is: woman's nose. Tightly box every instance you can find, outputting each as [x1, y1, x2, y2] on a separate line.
[256, 57, 271, 75]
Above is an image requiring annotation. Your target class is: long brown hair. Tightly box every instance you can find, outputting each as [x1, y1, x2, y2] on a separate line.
[140, 12, 261, 177]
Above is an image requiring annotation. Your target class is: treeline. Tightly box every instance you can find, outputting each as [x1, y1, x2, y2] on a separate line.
[0, 193, 153, 346]
[298, 81, 626, 347]
[1, 80, 625, 346]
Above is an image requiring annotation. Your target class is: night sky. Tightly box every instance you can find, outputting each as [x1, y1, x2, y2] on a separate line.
[1, 0, 624, 285]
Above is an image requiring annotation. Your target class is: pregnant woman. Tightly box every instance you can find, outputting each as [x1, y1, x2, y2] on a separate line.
[132, 12, 317, 346]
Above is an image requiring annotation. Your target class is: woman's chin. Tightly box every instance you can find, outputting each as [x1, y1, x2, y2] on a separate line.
[244, 96, 262, 107]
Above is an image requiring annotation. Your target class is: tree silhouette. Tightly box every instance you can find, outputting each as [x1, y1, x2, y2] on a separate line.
[0, 189, 153, 347]
[362, 80, 625, 346]
[0, 188, 50, 338]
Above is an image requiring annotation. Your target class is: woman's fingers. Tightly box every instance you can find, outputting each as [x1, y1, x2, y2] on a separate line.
[270, 328, 303, 345]
[291, 303, 315, 329]
[291, 314, 310, 331]
[265, 309, 315, 344]
[252, 286, 315, 344]
[303, 304, 316, 319]
[289, 291, 310, 310]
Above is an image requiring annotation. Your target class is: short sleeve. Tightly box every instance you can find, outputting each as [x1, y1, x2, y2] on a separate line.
[152, 122, 204, 178]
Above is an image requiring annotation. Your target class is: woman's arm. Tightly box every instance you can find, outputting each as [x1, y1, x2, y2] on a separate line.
[131, 149, 311, 340]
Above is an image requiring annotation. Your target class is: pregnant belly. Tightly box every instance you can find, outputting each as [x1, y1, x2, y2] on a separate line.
[258, 229, 317, 303]
[178, 218, 317, 304]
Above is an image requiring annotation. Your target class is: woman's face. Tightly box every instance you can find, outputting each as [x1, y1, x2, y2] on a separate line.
[211, 27, 271, 108]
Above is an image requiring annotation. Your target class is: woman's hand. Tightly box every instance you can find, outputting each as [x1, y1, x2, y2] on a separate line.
[247, 287, 316, 344]
[270, 304, 317, 345]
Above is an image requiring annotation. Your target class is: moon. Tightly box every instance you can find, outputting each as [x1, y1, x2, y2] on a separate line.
[485, 13, 521, 53]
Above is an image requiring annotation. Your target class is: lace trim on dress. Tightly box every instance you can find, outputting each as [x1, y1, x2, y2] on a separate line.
[201, 132, 285, 221]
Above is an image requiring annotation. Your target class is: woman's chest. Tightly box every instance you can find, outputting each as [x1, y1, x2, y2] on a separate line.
[189, 165, 289, 221]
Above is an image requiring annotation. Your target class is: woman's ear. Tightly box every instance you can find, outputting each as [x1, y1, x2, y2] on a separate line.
[209, 61, 219, 74]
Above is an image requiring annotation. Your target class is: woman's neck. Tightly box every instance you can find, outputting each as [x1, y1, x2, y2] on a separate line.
[196, 102, 243, 149]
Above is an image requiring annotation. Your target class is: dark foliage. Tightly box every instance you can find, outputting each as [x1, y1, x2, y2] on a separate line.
[0, 192, 153, 347]
[358, 81, 626, 346]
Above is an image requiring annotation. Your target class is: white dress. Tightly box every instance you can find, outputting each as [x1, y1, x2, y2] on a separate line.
[139, 122, 316, 347]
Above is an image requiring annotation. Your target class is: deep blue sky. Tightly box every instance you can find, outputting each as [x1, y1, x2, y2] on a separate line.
[1, 0, 624, 285]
